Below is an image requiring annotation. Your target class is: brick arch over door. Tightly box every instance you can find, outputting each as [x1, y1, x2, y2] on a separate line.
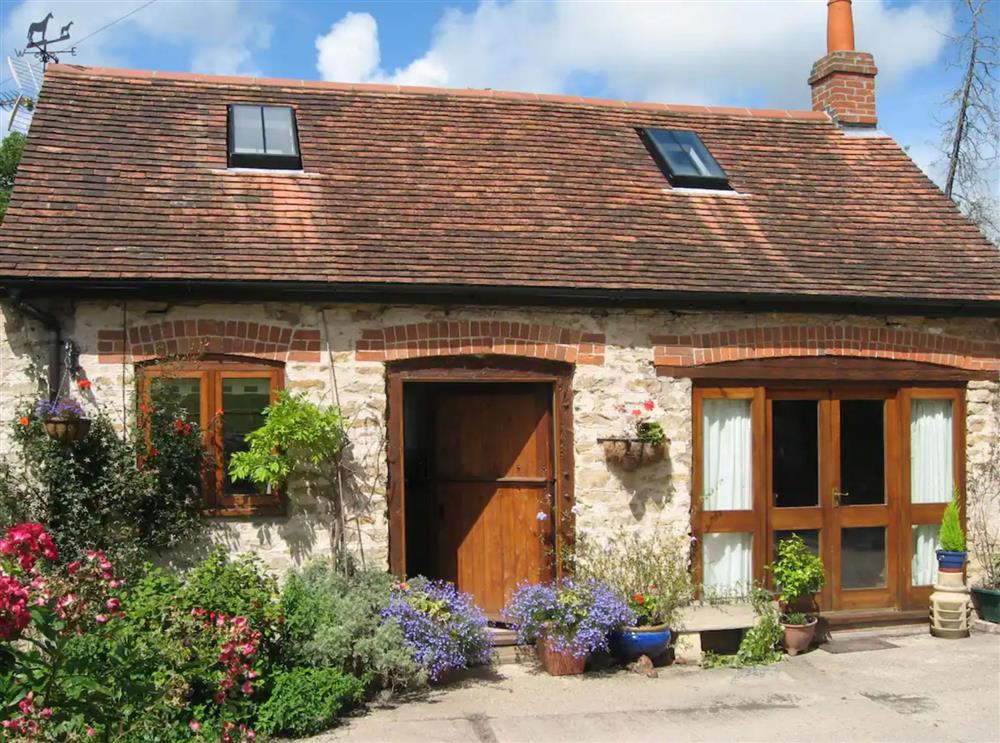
[652, 324, 1000, 373]
[355, 321, 606, 365]
[97, 319, 322, 364]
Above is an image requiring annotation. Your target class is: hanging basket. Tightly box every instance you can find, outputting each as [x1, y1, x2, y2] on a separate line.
[43, 418, 91, 444]
[598, 438, 665, 471]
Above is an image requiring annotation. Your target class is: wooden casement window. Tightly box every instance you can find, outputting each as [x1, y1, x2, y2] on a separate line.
[138, 359, 284, 516]
[693, 384, 965, 613]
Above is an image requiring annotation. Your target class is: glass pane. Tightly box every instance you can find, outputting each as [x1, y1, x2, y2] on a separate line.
[772, 400, 819, 508]
[671, 130, 727, 179]
[911, 524, 940, 586]
[702, 399, 752, 510]
[222, 377, 271, 494]
[841, 527, 886, 589]
[231, 105, 265, 154]
[911, 399, 953, 504]
[702, 532, 752, 596]
[262, 106, 298, 156]
[839, 400, 885, 505]
[153, 378, 200, 421]
[773, 530, 820, 561]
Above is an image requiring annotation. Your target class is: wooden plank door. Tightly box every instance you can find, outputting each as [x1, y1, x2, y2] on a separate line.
[830, 390, 898, 610]
[431, 383, 554, 617]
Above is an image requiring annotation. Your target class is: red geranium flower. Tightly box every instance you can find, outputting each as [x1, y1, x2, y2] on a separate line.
[77, 379, 92, 391]
[632, 593, 645, 604]
[643, 399, 655, 411]
[174, 419, 185, 432]
[17, 417, 29, 427]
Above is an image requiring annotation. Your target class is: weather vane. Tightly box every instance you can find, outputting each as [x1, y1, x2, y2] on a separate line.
[19, 11, 75, 66]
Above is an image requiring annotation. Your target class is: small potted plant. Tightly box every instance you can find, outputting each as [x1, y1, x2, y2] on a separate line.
[609, 590, 675, 664]
[936, 497, 967, 573]
[503, 578, 633, 675]
[599, 400, 667, 471]
[34, 396, 90, 443]
[768, 534, 825, 656]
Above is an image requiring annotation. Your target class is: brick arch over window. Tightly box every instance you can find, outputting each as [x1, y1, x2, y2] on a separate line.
[652, 325, 1000, 373]
[96, 319, 322, 364]
[355, 321, 605, 365]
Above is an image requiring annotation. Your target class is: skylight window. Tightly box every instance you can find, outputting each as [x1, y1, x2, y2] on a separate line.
[638, 128, 730, 190]
[228, 104, 302, 170]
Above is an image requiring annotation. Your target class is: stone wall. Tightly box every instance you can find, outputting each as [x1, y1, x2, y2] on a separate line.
[0, 299, 997, 579]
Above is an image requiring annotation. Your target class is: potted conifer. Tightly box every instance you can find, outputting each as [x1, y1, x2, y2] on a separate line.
[936, 498, 967, 573]
[768, 534, 825, 656]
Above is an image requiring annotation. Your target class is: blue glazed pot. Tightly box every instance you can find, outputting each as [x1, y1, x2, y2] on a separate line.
[610, 624, 672, 663]
[936, 549, 967, 572]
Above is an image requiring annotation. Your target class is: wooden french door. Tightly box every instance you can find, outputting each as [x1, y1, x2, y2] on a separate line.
[766, 388, 898, 610]
[429, 383, 555, 617]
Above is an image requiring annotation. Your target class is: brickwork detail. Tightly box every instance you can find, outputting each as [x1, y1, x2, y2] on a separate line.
[809, 51, 878, 126]
[652, 324, 1000, 372]
[356, 321, 605, 365]
[97, 320, 322, 363]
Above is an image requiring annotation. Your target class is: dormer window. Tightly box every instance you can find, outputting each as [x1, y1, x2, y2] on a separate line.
[639, 128, 729, 190]
[228, 104, 302, 170]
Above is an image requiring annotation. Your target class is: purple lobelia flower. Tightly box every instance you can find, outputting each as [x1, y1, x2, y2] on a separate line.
[381, 577, 492, 682]
[503, 578, 634, 659]
[34, 397, 85, 420]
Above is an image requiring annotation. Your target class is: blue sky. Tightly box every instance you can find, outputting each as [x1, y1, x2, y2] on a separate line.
[0, 1, 983, 184]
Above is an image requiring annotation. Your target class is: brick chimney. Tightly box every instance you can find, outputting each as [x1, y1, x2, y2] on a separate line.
[808, 0, 878, 127]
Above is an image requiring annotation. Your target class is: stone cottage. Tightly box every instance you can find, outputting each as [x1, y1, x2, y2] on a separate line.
[1, 0, 997, 622]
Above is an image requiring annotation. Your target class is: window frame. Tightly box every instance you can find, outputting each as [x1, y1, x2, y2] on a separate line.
[138, 357, 285, 517]
[638, 127, 731, 190]
[227, 104, 303, 171]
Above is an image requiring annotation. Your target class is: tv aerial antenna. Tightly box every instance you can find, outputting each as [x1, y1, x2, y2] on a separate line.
[2, 12, 74, 134]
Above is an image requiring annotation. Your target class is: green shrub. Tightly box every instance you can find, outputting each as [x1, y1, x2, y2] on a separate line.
[0, 383, 204, 579]
[256, 667, 365, 737]
[702, 587, 782, 668]
[940, 497, 966, 552]
[571, 528, 693, 628]
[281, 563, 425, 689]
[768, 534, 825, 611]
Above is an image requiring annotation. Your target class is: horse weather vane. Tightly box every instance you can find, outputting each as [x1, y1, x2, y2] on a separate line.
[20, 12, 76, 66]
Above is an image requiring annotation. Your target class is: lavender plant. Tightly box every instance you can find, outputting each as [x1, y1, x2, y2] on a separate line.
[503, 578, 634, 659]
[381, 577, 491, 682]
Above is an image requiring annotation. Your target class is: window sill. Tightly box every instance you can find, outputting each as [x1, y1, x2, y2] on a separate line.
[211, 168, 322, 177]
[202, 502, 286, 518]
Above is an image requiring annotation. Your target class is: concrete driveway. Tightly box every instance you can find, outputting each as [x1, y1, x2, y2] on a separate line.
[309, 629, 999, 743]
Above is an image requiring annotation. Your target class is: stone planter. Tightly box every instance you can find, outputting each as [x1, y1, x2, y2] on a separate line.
[43, 418, 91, 444]
[599, 438, 665, 471]
[782, 617, 818, 656]
[536, 634, 586, 676]
[970, 586, 1000, 624]
[610, 623, 672, 664]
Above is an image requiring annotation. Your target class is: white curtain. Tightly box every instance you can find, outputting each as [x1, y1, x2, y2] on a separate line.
[702, 399, 752, 511]
[911, 400, 953, 504]
[911, 525, 940, 586]
[703, 532, 753, 595]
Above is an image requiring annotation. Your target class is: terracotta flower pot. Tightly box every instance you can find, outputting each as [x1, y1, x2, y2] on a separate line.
[43, 418, 91, 444]
[536, 634, 586, 676]
[782, 617, 818, 656]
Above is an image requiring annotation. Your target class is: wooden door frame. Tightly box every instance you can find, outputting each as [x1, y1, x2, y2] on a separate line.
[385, 355, 575, 580]
[692, 376, 967, 615]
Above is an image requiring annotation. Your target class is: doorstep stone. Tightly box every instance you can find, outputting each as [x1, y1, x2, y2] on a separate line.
[677, 602, 758, 634]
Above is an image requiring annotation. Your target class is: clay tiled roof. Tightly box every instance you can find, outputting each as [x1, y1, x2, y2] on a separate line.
[2, 64, 998, 311]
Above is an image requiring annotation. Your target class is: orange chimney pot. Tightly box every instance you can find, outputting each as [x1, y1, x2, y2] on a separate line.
[827, 0, 856, 53]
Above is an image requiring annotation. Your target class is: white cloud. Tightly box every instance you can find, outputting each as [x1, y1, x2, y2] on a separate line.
[1, 0, 274, 77]
[315, 12, 381, 83]
[313, 0, 952, 108]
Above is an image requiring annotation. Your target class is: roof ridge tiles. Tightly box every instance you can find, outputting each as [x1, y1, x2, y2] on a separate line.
[45, 64, 830, 122]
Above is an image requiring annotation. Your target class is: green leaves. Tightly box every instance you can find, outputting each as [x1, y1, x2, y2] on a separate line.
[768, 534, 826, 607]
[228, 391, 345, 490]
[940, 495, 967, 552]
